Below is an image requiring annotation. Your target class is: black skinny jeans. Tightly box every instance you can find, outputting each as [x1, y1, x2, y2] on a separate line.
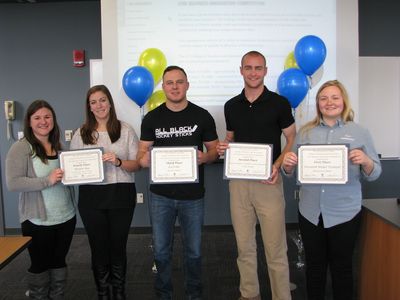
[298, 211, 361, 300]
[22, 216, 76, 273]
[78, 207, 134, 268]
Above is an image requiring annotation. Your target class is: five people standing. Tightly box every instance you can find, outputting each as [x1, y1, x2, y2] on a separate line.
[4, 54, 382, 300]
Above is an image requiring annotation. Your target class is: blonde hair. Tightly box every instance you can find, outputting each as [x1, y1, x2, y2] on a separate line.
[300, 80, 354, 136]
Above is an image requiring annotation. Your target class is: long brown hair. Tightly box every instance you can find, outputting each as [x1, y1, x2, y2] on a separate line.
[300, 80, 354, 136]
[23, 100, 62, 163]
[80, 85, 121, 145]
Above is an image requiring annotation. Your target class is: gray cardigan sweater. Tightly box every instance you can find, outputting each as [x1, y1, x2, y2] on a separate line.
[5, 138, 74, 223]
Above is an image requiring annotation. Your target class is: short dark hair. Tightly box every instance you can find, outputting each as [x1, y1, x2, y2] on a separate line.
[162, 65, 187, 80]
[23, 100, 61, 163]
[241, 51, 266, 66]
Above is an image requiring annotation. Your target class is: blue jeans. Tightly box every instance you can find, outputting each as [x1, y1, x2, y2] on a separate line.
[150, 192, 204, 300]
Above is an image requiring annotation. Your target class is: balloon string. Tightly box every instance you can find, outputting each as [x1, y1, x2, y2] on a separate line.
[307, 90, 310, 121]
[298, 102, 302, 121]
[307, 80, 312, 121]
[141, 106, 145, 120]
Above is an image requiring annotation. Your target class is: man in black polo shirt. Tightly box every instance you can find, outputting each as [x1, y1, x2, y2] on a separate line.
[218, 51, 296, 300]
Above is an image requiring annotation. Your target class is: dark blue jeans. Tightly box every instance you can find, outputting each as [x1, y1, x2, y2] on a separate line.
[150, 192, 204, 300]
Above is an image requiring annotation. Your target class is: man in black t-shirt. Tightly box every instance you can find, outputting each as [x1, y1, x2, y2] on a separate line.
[218, 51, 296, 300]
[137, 66, 219, 300]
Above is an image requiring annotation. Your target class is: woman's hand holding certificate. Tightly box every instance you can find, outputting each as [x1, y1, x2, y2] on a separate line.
[297, 144, 348, 184]
[59, 148, 104, 185]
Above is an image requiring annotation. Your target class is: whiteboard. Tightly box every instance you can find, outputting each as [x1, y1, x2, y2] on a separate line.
[98, 0, 359, 149]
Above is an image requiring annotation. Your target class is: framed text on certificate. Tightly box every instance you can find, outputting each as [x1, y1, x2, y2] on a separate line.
[60, 148, 104, 185]
[224, 143, 273, 180]
[297, 144, 348, 184]
[150, 146, 198, 184]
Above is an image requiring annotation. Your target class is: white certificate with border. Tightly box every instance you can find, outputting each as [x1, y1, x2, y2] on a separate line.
[60, 148, 104, 185]
[224, 143, 273, 180]
[298, 144, 348, 184]
[150, 147, 198, 184]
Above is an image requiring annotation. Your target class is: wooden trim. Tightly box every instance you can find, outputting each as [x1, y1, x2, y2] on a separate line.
[359, 209, 400, 300]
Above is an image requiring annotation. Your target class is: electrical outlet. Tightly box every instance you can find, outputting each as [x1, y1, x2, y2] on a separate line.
[65, 130, 73, 142]
[17, 131, 24, 140]
[137, 193, 144, 204]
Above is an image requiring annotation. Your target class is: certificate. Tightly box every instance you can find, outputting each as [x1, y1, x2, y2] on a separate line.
[224, 143, 273, 180]
[150, 147, 198, 184]
[60, 148, 104, 185]
[297, 144, 348, 184]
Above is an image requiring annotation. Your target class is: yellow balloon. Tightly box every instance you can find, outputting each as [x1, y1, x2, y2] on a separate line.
[284, 51, 299, 70]
[138, 48, 167, 86]
[147, 90, 167, 112]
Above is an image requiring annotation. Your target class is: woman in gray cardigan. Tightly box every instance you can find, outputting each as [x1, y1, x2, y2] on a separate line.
[6, 100, 76, 300]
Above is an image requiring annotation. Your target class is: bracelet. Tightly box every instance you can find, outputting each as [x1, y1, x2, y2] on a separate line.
[115, 158, 122, 167]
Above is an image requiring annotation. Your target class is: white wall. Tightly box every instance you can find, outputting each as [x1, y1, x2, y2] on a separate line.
[336, 1, 400, 158]
[359, 57, 400, 157]
[336, 0, 359, 119]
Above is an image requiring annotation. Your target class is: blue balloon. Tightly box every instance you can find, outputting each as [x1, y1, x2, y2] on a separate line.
[122, 66, 154, 107]
[294, 35, 327, 76]
[277, 68, 309, 108]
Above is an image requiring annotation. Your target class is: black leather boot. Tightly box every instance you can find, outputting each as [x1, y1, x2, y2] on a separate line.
[92, 265, 111, 300]
[111, 263, 126, 300]
[48, 267, 67, 300]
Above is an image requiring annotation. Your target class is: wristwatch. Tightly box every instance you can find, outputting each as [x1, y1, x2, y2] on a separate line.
[115, 158, 122, 167]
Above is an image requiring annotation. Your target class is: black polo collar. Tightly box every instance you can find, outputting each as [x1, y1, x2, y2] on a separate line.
[238, 86, 270, 104]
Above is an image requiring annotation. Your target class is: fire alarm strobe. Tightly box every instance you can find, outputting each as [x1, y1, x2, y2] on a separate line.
[73, 50, 85, 67]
